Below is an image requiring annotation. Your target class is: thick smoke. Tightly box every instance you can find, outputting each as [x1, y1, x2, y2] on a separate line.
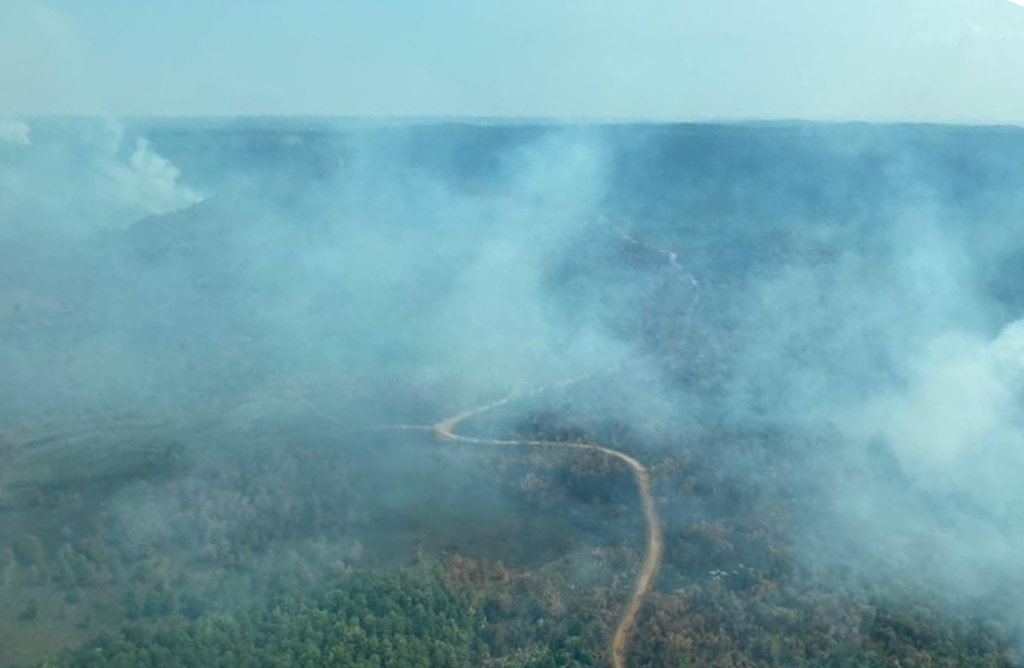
[3, 118, 1024, 632]
[712, 144, 1024, 603]
[864, 319, 1024, 493]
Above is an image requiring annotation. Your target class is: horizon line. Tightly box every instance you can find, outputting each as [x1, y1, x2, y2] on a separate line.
[9, 114, 1024, 129]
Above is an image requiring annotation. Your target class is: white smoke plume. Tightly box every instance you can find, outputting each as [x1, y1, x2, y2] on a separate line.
[0, 120, 201, 239]
[865, 318, 1024, 510]
[107, 137, 202, 216]
[0, 119, 30, 146]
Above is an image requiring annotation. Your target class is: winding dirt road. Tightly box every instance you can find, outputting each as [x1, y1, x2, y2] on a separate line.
[431, 384, 662, 668]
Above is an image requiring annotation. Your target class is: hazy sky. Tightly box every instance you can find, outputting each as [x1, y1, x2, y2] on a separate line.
[2, 0, 1023, 121]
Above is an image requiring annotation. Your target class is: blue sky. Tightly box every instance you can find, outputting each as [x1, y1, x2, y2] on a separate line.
[2, 0, 1023, 120]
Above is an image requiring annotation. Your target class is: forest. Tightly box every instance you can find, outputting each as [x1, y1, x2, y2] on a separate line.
[3, 120, 1024, 668]
[1, 404, 1019, 668]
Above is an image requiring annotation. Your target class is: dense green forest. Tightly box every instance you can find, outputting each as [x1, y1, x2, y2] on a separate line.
[23, 549, 1020, 668]
[35, 566, 600, 668]
[1, 406, 1020, 668]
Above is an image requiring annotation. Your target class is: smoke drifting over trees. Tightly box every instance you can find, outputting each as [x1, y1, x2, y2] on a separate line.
[2, 118, 1024, 666]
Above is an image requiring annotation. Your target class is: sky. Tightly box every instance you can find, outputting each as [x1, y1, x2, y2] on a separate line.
[1, 0, 1023, 121]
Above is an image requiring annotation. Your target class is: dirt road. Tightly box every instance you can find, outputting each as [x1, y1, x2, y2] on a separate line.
[432, 385, 663, 668]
